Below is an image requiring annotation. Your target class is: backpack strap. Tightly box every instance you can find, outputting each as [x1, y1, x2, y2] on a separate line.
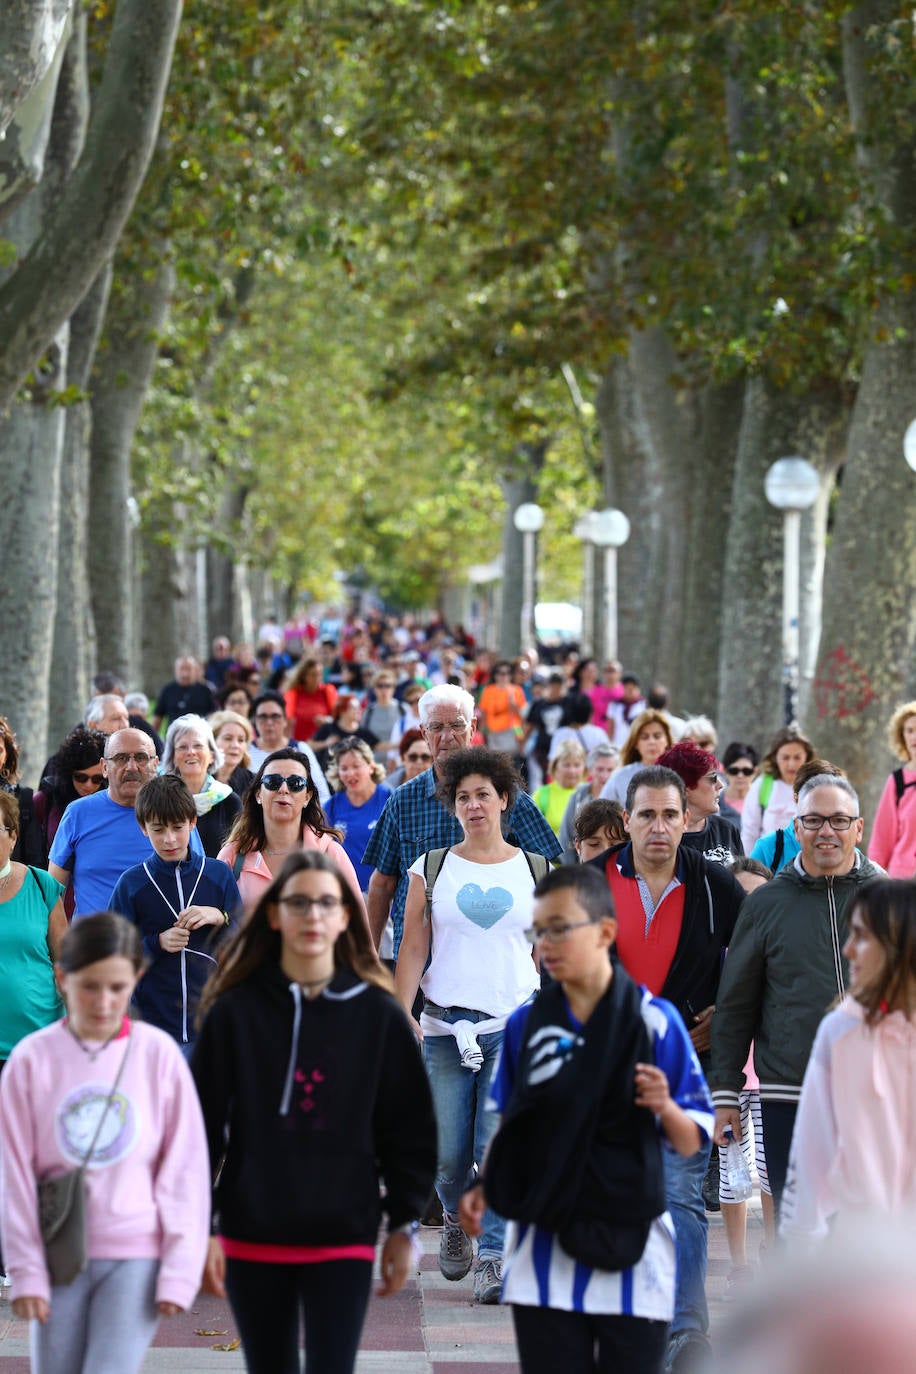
[758, 773, 774, 812]
[522, 850, 550, 887]
[892, 768, 916, 804]
[232, 851, 245, 880]
[772, 827, 785, 872]
[423, 847, 450, 925]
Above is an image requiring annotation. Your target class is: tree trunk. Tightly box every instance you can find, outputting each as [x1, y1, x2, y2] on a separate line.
[717, 377, 850, 750]
[88, 254, 174, 679]
[137, 481, 200, 696]
[812, 1, 916, 829]
[0, 0, 181, 415]
[0, 0, 72, 137]
[499, 444, 547, 657]
[595, 353, 658, 677]
[206, 476, 251, 644]
[0, 10, 71, 224]
[47, 260, 112, 746]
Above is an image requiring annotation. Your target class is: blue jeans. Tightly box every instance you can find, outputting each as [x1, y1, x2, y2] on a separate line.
[662, 1138, 711, 1337]
[422, 1003, 505, 1260]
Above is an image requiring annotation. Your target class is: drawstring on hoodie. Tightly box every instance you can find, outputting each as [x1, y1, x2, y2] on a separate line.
[279, 983, 303, 1116]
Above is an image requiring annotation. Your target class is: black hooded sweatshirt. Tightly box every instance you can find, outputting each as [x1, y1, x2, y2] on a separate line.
[191, 965, 436, 1246]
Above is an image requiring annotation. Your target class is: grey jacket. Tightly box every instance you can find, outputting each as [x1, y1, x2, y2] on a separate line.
[709, 852, 882, 1107]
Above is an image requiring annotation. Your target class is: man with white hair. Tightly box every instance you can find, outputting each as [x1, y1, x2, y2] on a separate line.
[363, 684, 561, 958]
[709, 774, 882, 1214]
[84, 694, 129, 736]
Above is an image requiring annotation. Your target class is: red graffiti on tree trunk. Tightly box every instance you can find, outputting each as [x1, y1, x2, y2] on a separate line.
[814, 646, 874, 719]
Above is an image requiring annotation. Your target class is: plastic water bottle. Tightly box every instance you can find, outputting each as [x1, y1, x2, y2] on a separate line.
[723, 1127, 753, 1202]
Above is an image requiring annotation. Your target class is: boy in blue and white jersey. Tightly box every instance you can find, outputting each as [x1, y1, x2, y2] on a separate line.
[460, 865, 713, 1373]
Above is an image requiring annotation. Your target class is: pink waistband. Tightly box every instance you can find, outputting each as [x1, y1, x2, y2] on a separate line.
[219, 1236, 375, 1264]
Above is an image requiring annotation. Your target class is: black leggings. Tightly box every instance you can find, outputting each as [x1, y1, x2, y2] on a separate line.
[760, 1100, 798, 1213]
[512, 1304, 668, 1374]
[225, 1257, 373, 1374]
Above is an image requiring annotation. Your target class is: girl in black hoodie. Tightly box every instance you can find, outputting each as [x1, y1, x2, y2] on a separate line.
[191, 851, 436, 1374]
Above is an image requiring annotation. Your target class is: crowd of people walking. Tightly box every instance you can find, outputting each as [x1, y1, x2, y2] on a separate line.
[0, 607, 914, 1374]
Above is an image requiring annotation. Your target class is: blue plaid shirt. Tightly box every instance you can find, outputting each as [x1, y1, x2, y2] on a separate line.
[362, 767, 562, 955]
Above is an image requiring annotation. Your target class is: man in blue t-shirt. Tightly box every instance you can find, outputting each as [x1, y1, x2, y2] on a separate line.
[49, 728, 202, 919]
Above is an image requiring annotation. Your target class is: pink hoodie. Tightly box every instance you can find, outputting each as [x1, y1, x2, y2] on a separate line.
[868, 768, 916, 878]
[0, 1019, 209, 1307]
[781, 996, 916, 1240]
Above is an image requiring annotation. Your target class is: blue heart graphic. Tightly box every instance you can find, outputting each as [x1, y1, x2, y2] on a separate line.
[456, 883, 513, 930]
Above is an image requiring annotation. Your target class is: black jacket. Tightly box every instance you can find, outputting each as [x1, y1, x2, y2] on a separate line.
[191, 965, 436, 1246]
[589, 842, 745, 1027]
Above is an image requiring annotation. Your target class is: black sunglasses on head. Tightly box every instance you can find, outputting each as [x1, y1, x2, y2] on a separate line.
[260, 773, 309, 793]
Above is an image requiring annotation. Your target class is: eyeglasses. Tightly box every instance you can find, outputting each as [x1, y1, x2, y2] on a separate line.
[701, 772, 721, 785]
[255, 712, 286, 723]
[261, 773, 309, 793]
[524, 919, 597, 945]
[406, 751, 432, 762]
[277, 894, 342, 915]
[425, 720, 469, 736]
[797, 813, 857, 832]
[72, 771, 105, 787]
[727, 766, 755, 777]
[106, 752, 155, 766]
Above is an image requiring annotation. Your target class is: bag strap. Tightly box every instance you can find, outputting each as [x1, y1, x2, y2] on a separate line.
[522, 850, 550, 887]
[772, 828, 785, 872]
[423, 847, 449, 926]
[75, 1033, 133, 1174]
[232, 850, 245, 880]
[759, 773, 774, 812]
[892, 768, 916, 804]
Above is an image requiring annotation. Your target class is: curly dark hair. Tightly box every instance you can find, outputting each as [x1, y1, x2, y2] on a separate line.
[436, 747, 520, 813]
[225, 748, 341, 855]
[49, 725, 108, 808]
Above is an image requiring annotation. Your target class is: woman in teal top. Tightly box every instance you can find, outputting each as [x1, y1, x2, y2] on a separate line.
[0, 791, 67, 1065]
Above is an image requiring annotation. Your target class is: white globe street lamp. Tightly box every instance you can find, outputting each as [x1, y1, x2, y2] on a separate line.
[903, 418, 916, 474]
[589, 508, 631, 662]
[513, 503, 545, 653]
[764, 457, 820, 727]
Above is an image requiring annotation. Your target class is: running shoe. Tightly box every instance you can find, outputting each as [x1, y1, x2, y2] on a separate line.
[438, 1214, 473, 1281]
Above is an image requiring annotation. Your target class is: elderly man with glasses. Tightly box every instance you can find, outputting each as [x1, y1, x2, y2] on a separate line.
[710, 774, 883, 1218]
[363, 685, 561, 959]
[48, 729, 203, 919]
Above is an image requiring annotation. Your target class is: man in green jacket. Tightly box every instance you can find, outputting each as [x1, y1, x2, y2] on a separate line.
[708, 775, 881, 1213]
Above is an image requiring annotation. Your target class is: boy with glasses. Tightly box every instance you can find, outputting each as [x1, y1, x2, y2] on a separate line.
[460, 865, 712, 1373]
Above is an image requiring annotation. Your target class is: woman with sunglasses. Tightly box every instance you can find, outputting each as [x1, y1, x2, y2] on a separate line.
[218, 749, 371, 941]
[30, 725, 108, 875]
[386, 729, 432, 789]
[719, 743, 759, 821]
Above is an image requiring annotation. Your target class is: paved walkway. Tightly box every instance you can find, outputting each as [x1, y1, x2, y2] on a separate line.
[0, 1198, 762, 1372]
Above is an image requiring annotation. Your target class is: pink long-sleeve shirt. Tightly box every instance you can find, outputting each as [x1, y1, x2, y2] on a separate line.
[781, 997, 916, 1241]
[868, 768, 916, 878]
[0, 1019, 210, 1307]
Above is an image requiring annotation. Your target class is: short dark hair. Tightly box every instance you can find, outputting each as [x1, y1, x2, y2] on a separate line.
[59, 911, 144, 974]
[135, 774, 198, 827]
[647, 684, 670, 709]
[625, 765, 687, 814]
[729, 856, 773, 882]
[533, 864, 615, 923]
[722, 741, 760, 770]
[252, 689, 286, 716]
[574, 798, 626, 844]
[437, 748, 519, 813]
[563, 693, 594, 728]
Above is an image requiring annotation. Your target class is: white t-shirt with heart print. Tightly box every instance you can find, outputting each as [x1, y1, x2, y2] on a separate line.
[408, 849, 540, 1016]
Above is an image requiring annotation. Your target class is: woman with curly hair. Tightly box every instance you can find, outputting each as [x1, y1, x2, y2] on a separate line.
[32, 725, 108, 867]
[217, 748, 370, 941]
[868, 701, 916, 877]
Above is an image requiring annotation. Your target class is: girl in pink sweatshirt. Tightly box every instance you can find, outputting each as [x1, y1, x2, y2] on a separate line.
[781, 878, 916, 1241]
[0, 912, 210, 1373]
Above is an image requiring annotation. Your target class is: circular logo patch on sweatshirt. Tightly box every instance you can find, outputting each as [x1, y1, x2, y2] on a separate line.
[56, 1084, 137, 1168]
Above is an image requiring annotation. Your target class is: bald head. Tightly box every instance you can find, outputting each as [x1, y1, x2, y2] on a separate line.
[102, 729, 157, 806]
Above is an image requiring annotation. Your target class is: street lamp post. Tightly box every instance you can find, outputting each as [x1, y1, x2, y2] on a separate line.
[764, 457, 820, 728]
[588, 508, 630, 662]
[513, 502, 544, 653]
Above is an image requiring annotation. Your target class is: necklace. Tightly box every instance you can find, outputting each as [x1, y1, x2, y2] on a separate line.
[66, 1020, 123, 1061]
